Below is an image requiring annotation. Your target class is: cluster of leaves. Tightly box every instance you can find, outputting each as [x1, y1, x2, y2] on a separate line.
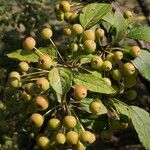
[1, 0, 150, 150]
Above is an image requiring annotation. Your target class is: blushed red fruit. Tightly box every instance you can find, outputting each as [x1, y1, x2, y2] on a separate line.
[48, 118, 61, 130]
[35, 95, 49, 111]
[82, 29, 95, 41]
[91, 55, 103, 69]
[55, 133, 66, 144]
[103, 77, 112, 86]
[73, 85, 87, 100]
[130, 46, 141, 58]
[23, 37, 36, 51]
[123, 62, 135, 75]
[95, 28, 105, 38]
[102, 60, 112, 71]
[36, 78, 50, 91]
[63, 115, 77, 129]
[83, 40, 96, 53]
[37, 136, 50, 150]
[126, 89, 137, 100]
[18, 61, 29, 72]
[60, 1, 70, 12]
[79, 131, 95, 145]
[72, 24, 83, 35]
[41, 28, 53, 39]
[63, 27, 72, 36]
[30, 113, 44, 127]
[66, 131, 79, 145]
[38, 54, 53, 69]
[114, 51, 123, 61]
[89, 100, 102, 114]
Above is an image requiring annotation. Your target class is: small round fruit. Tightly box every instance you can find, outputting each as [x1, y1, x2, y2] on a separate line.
[83, 40, 96, 53]
[102, 60, 112, 71]
[130, 46, 141, 58]
[38, 54, 53, 69]
[114, 51, 123, 61]
[66, 131, 79, 145]
[72, 24, 83, 35]
[9, 78, 21, 88]
[111, 69, 122, 81]
[89, 100, 102, 114]
[30, 113, 44, 127]
[20, 91, 31, 102]
[48, 118, 61, 130]
[70, 43, 78, 52]
[110, 119, 121, 131]
[37, 136, 50, 150]
[91, 56, 103, 69]
[123, 62, 135, 75]
[55, 11, 64, 21]
[126, 89, 137, 100]
[63, 115, 77, 129]
[36, 78, 50, 91]
[103, 77, 112, 86]
[82, 29, 95, 41]
[25, 82, 35, 95]
[123, 76, 137, 88]
[73, 85, 87, 100]
[79, 131, 95, 145]
[18, 61, 29, 72]
[64, 12, 72, 22]
[0, 101, 6, 111]
[60, 1, 70, 12]
[124, 10, 133, 18]
[41, 28, 53, 40]
[23, 37, 36, 51]
[63, 27, 72, 36]
[55, 133, 66, 144]
[106, 53, 115, 62]
[100, 130, 112, 140]
[8, 71, 20, 80]
[75, 141, 86, 150]
[35, 95, 48, 111]
[95, 28, 105, 38]
[54, 4, 60, 13]
[69, 13, 78, 23]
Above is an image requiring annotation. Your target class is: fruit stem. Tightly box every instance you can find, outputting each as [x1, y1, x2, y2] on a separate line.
[43, 105, 60, 117]
[34, 47, 44, 56]
[111, 47, 125, 51]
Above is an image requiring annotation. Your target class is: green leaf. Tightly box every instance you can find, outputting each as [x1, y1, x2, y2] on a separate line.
[127, 27, 150, 42]
[48, 67, 72, 102]
[111, 12, 128, 44]
[111, 99, 150, 150]
[74, 73, 115, 94]
[132, 50, 150, 81]
[79, 3, 112, 29]
[6, 47, 57, 62]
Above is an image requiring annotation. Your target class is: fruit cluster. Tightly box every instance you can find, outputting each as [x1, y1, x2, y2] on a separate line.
[5, 1, 141, 150]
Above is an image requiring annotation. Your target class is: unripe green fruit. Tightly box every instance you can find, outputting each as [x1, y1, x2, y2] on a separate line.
[83, 40, 96, 53]
[48, 118, 61, 130]
[82, 29, 95, 41]
[36, 77, 50, 91]
[23, 37, 36, 51]
[66, 131, 79, 145]
[37, 136, 50, 150]
[18, 61, 29, 72]
[25, 82, 35, 95]
[41, 28, 53, 39]
[35, 95, 49, 111]
[63, 115, 77, 129]
[106, 53, 115, 62]
[75, 141, 86, 150]
[100, 130, 112, 140]
[80, 131, 95, 145]
[55, 133, 66, 144]
[114, 51, 123, 61]
[60, 1, 70, 12]
[89, 100, 102, 114]
[54, 4, 60, 13]
[64, 12, 73, 22]
[91, 56, 103, 69]
[30, 113, 44, 127]
[63, 27, 72, 36]
[56, 11, 64, 21]
[70, 43, 78, 52]
[130, 46, 141, 58]
[102, 60, 112, 71]
[69, 13, 79, 23]
[38, 54, 53, 69]
[20, 91, 31, 102]
[123, 76, 137, 88]
[95, 28, 105, 38]
[110, 119, 121, 131]
[73, 85, 87, 100]
[9, 78, 21, 88]
[111, 69, 122, 81]
[126, 89, 137, 100]
[124, 10, 133, 18]
[72, 24, 83, 35]
[8, 71, 20, 80]
[123, 62, 135, 75]
[103, 77, 112, 86]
